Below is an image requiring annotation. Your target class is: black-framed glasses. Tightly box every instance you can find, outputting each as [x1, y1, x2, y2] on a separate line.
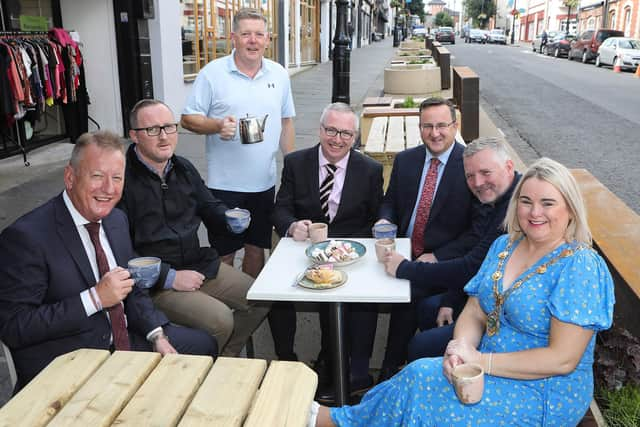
[133, 123, 179, 137]
[420, 120, 456, 132]
[322, 125, 356, 140]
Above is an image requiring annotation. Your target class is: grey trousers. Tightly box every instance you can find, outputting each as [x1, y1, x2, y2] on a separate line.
[152, 263, 269, 356]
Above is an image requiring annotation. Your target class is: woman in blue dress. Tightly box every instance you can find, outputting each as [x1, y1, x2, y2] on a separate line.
[313, 158, 614, 427]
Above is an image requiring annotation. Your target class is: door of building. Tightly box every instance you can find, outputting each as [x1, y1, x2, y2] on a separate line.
[113, 0, 154, 134]
[300, 0, 318, 64]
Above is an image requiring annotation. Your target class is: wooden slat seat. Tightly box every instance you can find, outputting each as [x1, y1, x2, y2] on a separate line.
[0, 349, 110, 427]
[179, 357, 267, 427]
[385, 117, 405, 152]
[244, 361, 318, 427]
[405, 116, 421, 148]
[48, 351, 161, 427]
[112, 354, 213, 426]
[365, 117, 388, 153]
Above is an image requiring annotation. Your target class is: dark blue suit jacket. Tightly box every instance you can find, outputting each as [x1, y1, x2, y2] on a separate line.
[272, 145, 384, 238]
[0, 194, 169, 388]
[379, 143, 475, 262]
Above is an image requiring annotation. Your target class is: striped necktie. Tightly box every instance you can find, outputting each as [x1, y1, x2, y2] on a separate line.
[320, 164, 337, 221]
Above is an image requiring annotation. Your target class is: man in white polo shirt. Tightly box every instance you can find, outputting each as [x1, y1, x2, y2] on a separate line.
[181, 8, 296, 279]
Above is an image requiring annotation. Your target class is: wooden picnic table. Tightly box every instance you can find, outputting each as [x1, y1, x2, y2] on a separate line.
[0, 349, 317, 427]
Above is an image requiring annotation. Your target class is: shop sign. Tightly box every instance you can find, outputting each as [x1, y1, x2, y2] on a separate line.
[19, 15, 48, 32]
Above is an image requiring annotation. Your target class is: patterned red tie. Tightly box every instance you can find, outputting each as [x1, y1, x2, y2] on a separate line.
[85, 222, 131, 351]
[411, 158, 440, 258]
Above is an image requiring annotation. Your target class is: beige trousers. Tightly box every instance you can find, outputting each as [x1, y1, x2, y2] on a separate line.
[152, 263, 269, 356]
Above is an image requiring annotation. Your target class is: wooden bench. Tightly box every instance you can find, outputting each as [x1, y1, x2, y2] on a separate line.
[0, 349, 317, 427]
[572, 169, 640, 337]
[452, 66, 479, 143]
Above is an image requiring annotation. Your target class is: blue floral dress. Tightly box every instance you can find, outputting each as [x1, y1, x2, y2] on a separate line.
[331, 235, 614, 426]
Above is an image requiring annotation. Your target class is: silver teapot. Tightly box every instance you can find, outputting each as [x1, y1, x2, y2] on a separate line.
[239, 114, 268, 144]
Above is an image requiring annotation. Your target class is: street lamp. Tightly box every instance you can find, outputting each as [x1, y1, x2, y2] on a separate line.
[332, 0, 351, 104]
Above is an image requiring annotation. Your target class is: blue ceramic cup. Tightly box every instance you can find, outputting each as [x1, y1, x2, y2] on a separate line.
[127, 257, 161, 289]
[372, 223, 398, 240]
[225, 208, 251, 234]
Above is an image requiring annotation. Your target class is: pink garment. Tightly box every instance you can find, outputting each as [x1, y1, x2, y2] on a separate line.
[318, 146, 351, 222]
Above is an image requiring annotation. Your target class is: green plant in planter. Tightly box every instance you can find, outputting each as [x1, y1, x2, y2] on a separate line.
[597, 385, 640, 427]
[408, 59, 428, 64]
[400, 96, 417, 108]
[594, 325, 640, 426]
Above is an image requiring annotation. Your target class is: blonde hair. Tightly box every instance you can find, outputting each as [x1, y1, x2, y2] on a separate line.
[503, 157, 592, 246]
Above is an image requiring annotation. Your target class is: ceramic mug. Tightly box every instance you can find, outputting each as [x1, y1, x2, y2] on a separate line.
[128, 256, 161, 289]
[452, 363, 484, 405]
[375, 238, 395, 262]
[225, 208, 251, 234]
[308, 223, 328, 243]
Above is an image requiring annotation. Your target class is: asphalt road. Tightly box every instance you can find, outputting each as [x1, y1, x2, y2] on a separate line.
[447, 40, 640, 214]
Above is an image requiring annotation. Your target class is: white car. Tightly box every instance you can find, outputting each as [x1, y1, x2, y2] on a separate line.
[412, 27, 426, 36]
[487, 29, 507, 45]
[595, 37, 640, 70]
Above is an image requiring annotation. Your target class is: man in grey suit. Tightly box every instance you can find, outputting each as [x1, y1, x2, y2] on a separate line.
[0, 131, 215, 391]
[271, 102, 383, 402]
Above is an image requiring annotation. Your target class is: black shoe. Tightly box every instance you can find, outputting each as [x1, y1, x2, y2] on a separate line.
[316, 375, 374, 404]
[312, 358, 332, 386]
[377, 366, 400, 384]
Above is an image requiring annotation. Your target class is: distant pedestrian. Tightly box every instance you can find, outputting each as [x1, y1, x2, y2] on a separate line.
[540, 30, 548, 53]
[181, 8, 296, 279]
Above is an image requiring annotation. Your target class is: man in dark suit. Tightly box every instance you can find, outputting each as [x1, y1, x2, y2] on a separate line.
[0, 131, 216, 392]
[271, 102, 383, 402]
[376, 97, 476, 381]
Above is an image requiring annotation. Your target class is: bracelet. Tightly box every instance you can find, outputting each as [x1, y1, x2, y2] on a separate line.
[487, 352, 493, 376]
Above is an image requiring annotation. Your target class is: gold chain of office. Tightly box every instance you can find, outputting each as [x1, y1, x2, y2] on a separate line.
[486, 239, 584, 337]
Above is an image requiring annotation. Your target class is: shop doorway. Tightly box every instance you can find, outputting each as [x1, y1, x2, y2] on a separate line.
[112, 0, 153, 134]
[300, 0, 318, 64]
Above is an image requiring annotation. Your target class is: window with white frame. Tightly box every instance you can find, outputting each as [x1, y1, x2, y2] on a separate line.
[623, 7, 631, 36]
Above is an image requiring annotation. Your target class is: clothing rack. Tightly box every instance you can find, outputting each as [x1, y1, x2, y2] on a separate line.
[0, 29, 86, 165]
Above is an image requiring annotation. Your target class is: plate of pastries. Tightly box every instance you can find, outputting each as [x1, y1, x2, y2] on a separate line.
[297, 265, 347, 290]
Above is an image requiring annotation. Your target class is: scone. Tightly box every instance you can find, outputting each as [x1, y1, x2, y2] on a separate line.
[305, 268, 341, 284]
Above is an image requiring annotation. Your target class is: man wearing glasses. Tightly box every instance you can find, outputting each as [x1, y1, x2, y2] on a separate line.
[375, 97, 476, 382]
[271, 103, 383, 402]
[119, 99, 269, 357]
[181, 8, 295, 281]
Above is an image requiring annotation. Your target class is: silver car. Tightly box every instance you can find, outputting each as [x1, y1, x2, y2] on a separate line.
[487, 29, 506, 45]
[595, 37, 640, 70]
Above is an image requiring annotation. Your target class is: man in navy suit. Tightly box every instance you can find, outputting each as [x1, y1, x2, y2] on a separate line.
[0, 131, 216, 392]
[271, 102, 383, 402]
[376, 97, 476, 381]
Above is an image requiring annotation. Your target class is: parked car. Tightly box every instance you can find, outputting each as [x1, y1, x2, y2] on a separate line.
[435, 27, 455, 44]
[544, 33, 576, 57]
[595, 37, 640, 70]
[413, 26, 426, 36]
[568, 29, 624, 63]
[465, 29, 487, 44]
[531, 30, 562, 52]
[487, 29, 507, 44]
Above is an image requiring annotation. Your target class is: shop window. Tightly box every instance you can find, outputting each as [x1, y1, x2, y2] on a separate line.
[180, 0, 280, 81]
[623, 8, 631, 36]
[609, 11, 616, 30]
